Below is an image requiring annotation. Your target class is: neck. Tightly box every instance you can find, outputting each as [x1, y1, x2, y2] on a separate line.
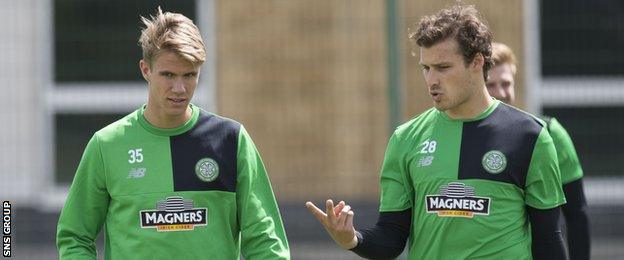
[445, 85, 493, 120]
[143, 105, 192, 129]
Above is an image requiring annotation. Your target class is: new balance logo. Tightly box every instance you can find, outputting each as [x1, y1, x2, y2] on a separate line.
[127, 168, 146, 179]
[417, 156, 434, 167]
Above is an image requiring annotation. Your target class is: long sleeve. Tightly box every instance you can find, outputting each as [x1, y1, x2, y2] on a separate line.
[236, 126, 290, 259]
[562, 179, 591, 260]
[525, 126, 567, 259]
[547, 118, 590, 259]
[546, 117, 590, 259]
[528, 206, 568, 260]
[57, 134, 110, 260]
[351, 209, 412, 259]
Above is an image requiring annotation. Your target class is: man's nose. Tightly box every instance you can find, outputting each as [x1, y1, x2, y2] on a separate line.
[172, 79, 186, 93]
[424, 70, 438, 88]
[492, 85, 507, 99]
[497, 86, 508, 99]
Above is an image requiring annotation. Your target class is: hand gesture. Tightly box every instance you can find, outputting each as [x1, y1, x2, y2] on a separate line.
[305, 199, 357, 249]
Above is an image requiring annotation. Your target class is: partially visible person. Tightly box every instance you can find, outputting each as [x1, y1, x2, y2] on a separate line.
[56, 7, 290, 259]
[487, 42, 590, 260]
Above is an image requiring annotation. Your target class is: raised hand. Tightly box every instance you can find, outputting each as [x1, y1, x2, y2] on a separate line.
[305, 199, 357, 249]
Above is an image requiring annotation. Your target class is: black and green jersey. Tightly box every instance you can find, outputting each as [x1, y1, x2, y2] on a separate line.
[543, 117, 584, 184]
[57, 104, 290, 260]
[379, 100, 566, 259]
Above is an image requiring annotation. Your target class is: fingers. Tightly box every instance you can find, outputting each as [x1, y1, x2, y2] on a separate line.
[325, 199, 336, 223]
[333, 201, 346, 216]
[337, 205, 351, 226]
[307, 200, 353, 228]
[345, 210, 355, 229]
[307, 199, 357, 249]
[305, 201, 327, 223]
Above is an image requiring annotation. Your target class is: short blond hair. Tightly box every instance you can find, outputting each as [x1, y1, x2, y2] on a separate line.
[491, 42, 517, 74]
[139, 7, 206, 67]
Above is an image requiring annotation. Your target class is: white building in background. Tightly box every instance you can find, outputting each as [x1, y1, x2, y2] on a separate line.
[0, 0, 216, 210]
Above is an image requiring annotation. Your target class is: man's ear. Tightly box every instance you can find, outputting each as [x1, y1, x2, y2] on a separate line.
[139, 59, 150, 82]
[472, 53, 485, 70]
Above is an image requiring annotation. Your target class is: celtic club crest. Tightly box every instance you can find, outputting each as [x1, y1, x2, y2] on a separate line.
[481, 150, 507, 174]
[195, 158, 219, 182]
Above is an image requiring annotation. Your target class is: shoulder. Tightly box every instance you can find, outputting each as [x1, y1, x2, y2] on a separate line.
[542, 116, 565, 133]
[193, 109, 242, 138]
[488, 103, 545, 135]
[541, 116, 573, 147]
[94, 110, 140, 142]
[540, 115, 554, 126]
[393, 108, 438, 139]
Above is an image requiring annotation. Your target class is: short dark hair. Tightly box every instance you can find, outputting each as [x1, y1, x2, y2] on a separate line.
[410, 4, 493, 80]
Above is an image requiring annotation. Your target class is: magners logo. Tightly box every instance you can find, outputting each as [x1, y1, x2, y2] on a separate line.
[140, 196, 207, 232]
[425, 182, 490, 218]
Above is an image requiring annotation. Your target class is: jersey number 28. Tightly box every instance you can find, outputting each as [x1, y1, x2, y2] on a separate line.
[420, 140, 437, 154]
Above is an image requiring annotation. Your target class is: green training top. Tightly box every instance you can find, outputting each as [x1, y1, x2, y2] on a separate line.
[379, 100, 565, 259]
[57, 104, 290, 260]
[543, 117, 584, 184]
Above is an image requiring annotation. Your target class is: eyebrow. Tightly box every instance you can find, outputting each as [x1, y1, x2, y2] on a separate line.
[420, 61, 452, 67]
[158, 70, 198, 76]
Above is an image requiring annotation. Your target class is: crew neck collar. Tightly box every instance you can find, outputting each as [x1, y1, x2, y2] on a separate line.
[438, 99, 500, 122]
[138, 104, 199, 136]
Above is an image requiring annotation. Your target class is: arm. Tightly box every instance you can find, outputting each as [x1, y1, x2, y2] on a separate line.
[56, 135, 110, 260]
[562, 179, 591, 260]
[527, 206, 567, 260]
[547, 118, 590, 259]
[351, 209, 411, 259]
[237, 126, 290, 259]
[524, 127, 567, 260]
[304, 202, 411, 260]
[305, 132, 413, 257]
